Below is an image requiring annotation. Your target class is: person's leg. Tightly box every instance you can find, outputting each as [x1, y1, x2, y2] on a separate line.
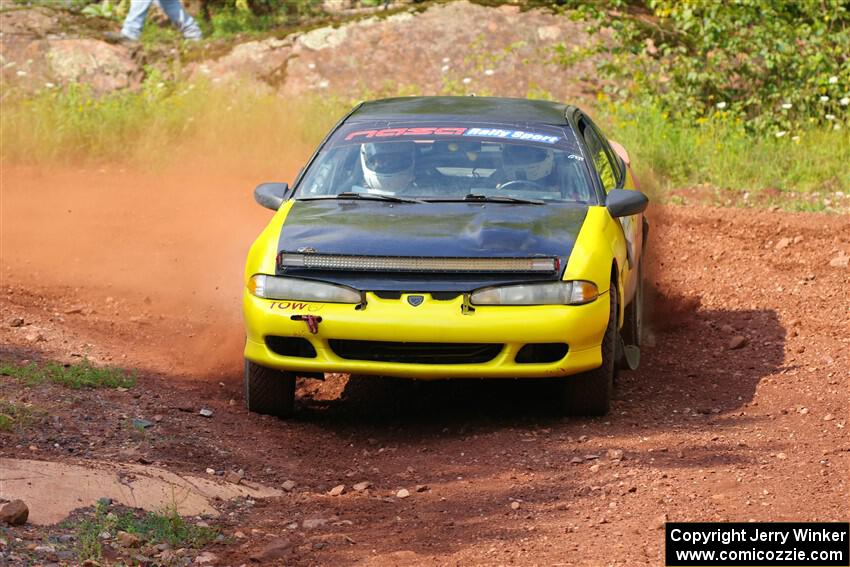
[120, 0, 155, 40]
[156, 0, 203, 39]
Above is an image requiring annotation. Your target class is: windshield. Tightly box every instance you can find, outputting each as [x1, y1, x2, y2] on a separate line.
[294, 122, 595, 203]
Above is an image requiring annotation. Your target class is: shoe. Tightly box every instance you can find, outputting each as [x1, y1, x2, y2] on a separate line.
[103, 31, 139, 45]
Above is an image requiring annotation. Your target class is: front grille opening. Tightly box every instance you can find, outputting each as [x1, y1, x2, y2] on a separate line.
[329, 340, 502, 364]
[374, 291, 403, 299]
[515, 343, 568, 364]
[431, 292, 461, 301]
[266, 336, 317, 358]
[372, 291, 461, 301]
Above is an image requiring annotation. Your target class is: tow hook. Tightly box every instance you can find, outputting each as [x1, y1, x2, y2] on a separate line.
[461, 294, 476, 315]
[291, 315, 322, 334]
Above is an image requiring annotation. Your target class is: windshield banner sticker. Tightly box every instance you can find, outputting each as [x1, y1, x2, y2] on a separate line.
[345, 127, 468, 141]
[343, 126, 560, 144]
[463, 128, 560, 144]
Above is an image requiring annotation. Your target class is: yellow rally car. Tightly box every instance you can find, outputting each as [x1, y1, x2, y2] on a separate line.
[243, 96, 648, 417]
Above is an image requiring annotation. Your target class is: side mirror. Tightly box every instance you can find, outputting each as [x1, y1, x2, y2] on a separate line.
[606, 189, 648, 218]
[254, 182, 290, 210]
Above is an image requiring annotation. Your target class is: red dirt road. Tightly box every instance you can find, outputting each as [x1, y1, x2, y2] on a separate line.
[1, 166, 848, 565]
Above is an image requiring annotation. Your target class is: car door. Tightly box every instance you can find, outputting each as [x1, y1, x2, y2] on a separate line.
[576, 114, 644, 300]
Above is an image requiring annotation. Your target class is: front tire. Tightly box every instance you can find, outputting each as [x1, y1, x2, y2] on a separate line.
[557, 282, 618, 416]
[621, 261, 643, 349]
[244, 360, 296, 418]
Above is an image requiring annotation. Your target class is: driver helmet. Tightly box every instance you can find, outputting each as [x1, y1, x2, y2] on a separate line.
[360, 141, 415, 192]
[502, 144, 555, 181]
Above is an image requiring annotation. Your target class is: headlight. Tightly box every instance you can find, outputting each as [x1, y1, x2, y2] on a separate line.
[470, 281, 598, 306]
[248, 275, 362, 303]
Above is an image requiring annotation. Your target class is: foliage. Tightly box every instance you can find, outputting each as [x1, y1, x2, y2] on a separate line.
[0, 359, 136, 389]
[595, 96, 850, 203]
[558, 0, 850, 135]
[0, 400, 41, 432]
[72, 502, 218, 561]
[80, 0, 128, 20]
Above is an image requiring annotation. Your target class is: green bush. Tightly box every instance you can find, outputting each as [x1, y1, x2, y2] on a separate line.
[564, 0, 850, 135]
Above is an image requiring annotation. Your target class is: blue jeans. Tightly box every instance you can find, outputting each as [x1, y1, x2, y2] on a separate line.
[121, 0, 202, 40]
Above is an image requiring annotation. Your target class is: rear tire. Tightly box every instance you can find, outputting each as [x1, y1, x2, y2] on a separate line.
[557, 282, 617, 416]
[244, 359, 295, 418]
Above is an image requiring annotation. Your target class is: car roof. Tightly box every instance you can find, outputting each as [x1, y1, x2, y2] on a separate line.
[348, 96, 573, 126]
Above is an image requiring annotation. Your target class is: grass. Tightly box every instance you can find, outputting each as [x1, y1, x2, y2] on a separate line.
[0, 399, 41, 432]
[0, 77, 348, 168]
[595, 98, 850, 204]
[0, 359, 135, 389]
[71, 502, 218, 561]
[2, 75, 847, 207]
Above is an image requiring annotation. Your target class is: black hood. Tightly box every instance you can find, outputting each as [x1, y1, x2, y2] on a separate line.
[277, 200, 587, 292]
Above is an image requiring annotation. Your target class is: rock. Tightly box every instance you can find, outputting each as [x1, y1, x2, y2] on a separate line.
[352, 481, 371, 492]
[224, 471, 243, 485]
[131, 418, 154, 429]
[281, 480, 297, 492]
[277, 1, 604, 102]
[823, 413, 835, 421]
[47, 39, 138, 94]
[205, 468, 215, 475]
[9, 317, 24, 327]
[728, 335, 748, 350]
[117, 531, 141, 548]
[199, 408, 214, 418]
[97, 497, 112, 507]
[34, 544, 55, 554]
[250, 538, 292, 562]
[328, 484, 345, 496]
[64, 305, 84, 314]
[98, 530, 111, 540]
[606, 449, 624, 460]
[774, 237, 791, 250]
[302, 518, 327, 529]
[415, 484, 429, 492]
[396, 488, 410, 499]
[829, 253, 850, 268]
[196, 38, 291, 86]
[720, 324, 735, 334]
[24, 330, 46, 342]
[569, 456, 583, 464]
[0, 500, 29, 525]
[510, 501, 520, 510]
[589, 464, 601, 473]
[195, 551, 219, 564]
[776, 452, 787, 460]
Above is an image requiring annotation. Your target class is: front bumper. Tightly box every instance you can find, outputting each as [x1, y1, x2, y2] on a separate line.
[243, 290, 608, 380]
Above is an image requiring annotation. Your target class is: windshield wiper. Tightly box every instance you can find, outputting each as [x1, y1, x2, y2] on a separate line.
[299, 192, 423, 204]
[422, 194, 545, 205]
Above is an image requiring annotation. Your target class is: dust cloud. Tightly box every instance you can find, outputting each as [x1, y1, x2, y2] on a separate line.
[1, 136, 313, 379]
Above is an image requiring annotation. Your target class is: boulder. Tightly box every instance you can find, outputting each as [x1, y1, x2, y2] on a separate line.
[0, 499, 29, 526]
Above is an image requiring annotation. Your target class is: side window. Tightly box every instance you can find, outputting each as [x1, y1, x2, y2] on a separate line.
[579, 118, 617, 192]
